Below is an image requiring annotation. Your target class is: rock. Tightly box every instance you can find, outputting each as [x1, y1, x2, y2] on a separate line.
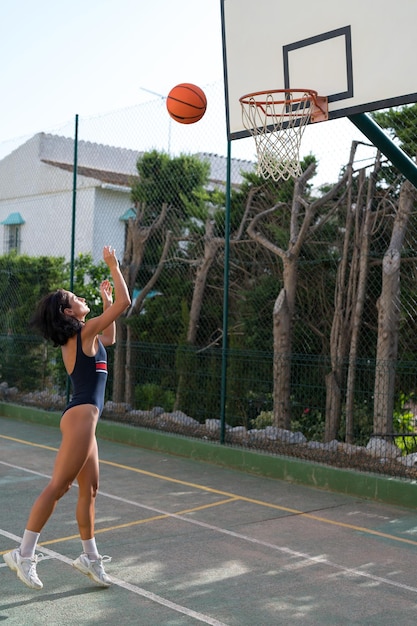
[231, 426, 247, 435]
[338, 442, 366, 455]
[103, 401, 131, 414]
[205, 419, 231, 432]
[307, 439, 338, 451]
[160, 411, 199, 427]
[366, 437, 401, 459]
[398, 452, 417, 466]
[151, 406, 165, 417]
[264, 426, 307, 444]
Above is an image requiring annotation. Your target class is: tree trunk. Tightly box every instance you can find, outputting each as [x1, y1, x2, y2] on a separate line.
[187, 221, 222, 344]
[125, 324, 137, 407]
[174, 220, 222, 411]
[116, 205, 171, 404]
[112, 318, 126, 403]
[124, 229, 173, 404]
[373, 180, 415, 435]
[246, 162, 348, 432]
[325, 371, 342, 440]
[324, 143, 358, 441]
[272, 279, 293, 428]
[344, 168, 377, 443]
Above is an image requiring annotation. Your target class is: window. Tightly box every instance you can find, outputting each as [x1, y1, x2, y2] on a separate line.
[1, 212, 25, 253]
[5, 225, 22, 253]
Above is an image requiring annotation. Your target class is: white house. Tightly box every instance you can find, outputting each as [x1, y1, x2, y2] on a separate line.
[0, 133, 253, 262]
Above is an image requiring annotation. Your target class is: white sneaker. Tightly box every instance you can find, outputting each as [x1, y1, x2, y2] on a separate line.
[3, 548, 44, 590]
[72, 553, 112, 587]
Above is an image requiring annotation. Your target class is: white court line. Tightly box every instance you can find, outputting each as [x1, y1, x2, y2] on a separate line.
[0, 462, 226, 625]
[2, 460, 417, 597]
[0, 529, 226, 626]
[0, 534, 226, 626]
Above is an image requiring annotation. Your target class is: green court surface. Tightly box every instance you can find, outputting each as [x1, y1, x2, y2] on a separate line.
[2, 415, 417, 625]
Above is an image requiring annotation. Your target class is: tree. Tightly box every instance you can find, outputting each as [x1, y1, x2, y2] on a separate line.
[373, 105, 417, 159]
[324, 143, 365, 441]
[0, 254, 66, 390]
[112, 150, 210, 405]
[369, 107, 417, 436]
[173, 180, 264, 412]
[342, 153, 381, 442]
[373, 180, 417, 435]
[0, 252, 108, 393]
[247, 161, 349, 428]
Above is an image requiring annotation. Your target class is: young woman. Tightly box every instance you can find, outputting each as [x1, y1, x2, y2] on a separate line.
[3, 245, 131, 590]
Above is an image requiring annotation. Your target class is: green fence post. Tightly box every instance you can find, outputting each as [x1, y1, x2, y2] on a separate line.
[220, 140, 232, 444]
[66, 113, 79, 404]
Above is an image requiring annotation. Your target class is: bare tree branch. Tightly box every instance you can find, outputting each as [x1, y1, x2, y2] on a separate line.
[127, 230, 173, 318]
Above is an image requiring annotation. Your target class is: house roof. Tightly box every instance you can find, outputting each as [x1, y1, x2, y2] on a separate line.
[38, 133, 141, 176]
[37, 133, 255, 187]
[194, 152, 254, 188]
[2, 132, 255, 189]
[41, 160, 139, 187]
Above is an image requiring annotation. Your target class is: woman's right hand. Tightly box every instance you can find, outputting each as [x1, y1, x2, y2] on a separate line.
[103, 246, 118, 269]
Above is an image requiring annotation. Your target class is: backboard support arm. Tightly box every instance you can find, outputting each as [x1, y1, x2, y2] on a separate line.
[348, 113, 417, 189]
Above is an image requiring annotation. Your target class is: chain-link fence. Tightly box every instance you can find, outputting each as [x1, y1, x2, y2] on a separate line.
[2, 80, 417, 480]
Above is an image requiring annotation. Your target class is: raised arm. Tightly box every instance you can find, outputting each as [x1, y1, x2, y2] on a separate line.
[83, 246, 131, 343]
[99, 279, 116, 345]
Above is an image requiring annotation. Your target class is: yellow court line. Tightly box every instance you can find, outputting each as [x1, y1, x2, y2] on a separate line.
[102, 459, 417, 548]
[0, 433, 58, 452]
[2, 433, 417, 548]
[33, 498, 240, 549]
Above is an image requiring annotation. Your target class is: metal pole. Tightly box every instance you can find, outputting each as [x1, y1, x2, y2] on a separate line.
[220, 139, 232, 444]
[66, 114, 78, 403]
[70, 114, 79, 291]
[348, 113, 417, 189]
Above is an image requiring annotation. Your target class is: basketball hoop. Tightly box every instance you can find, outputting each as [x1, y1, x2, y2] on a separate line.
[240, 89, 328, 181]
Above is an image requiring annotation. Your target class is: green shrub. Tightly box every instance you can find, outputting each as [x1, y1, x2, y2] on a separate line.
[134, 382, 175, 411]
[394, 392, 417, 455]
[252, 410, 274, 430]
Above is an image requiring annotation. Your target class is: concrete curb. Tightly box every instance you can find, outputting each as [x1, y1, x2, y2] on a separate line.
[1, 401, 416, 508]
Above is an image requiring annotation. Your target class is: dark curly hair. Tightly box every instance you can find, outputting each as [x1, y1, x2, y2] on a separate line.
[30, 289, 83, 347]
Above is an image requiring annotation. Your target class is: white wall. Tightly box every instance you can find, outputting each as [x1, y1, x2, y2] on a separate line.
[92, 187, 131, 263]
[0, 135, 133, 261]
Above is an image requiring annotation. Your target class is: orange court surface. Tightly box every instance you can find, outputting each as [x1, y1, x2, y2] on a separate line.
[2, 415, 417, 625]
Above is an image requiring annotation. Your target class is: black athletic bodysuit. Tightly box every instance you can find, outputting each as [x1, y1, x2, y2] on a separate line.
[64, 329, 108, 417]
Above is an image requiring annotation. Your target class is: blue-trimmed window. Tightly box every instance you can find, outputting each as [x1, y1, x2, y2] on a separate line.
[1, 212, 25, 253]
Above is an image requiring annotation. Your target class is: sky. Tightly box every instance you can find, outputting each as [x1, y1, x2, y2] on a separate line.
[0, 0, 224, 141]
[0, 0, 375, 185]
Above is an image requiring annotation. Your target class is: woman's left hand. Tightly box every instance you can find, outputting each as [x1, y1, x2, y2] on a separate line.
[100, 280, 113, 306]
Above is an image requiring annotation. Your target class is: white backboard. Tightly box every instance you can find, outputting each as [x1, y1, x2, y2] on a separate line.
[221, 0, 417, 139]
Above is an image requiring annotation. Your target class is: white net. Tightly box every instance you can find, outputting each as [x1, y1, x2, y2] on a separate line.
[240, 90, 316, 181]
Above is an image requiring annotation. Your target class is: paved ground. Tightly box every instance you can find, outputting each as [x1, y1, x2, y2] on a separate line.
[2, 415, 417, 625]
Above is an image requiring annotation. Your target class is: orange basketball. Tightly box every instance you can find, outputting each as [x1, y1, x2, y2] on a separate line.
[166, 83, 207, 124]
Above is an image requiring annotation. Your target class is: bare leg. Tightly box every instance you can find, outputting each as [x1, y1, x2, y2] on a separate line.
[71, 433, 113, 586]
[76, 438, 99, 540]
[25, 406, 98, 533]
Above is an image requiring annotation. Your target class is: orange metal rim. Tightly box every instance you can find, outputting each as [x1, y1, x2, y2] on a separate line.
[240, 89, 328, 123]
[239, 88, 320, 106]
